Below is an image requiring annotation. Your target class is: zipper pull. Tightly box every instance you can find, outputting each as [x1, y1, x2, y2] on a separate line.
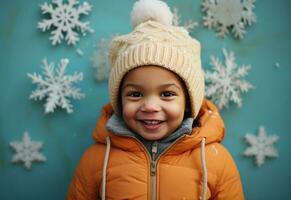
[151, 141, 158, 161]
[150, 142, 158, 176]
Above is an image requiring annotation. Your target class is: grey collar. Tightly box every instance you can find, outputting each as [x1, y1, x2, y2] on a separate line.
[105, 114, 194, 156]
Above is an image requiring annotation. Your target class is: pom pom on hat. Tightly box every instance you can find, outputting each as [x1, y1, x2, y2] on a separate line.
[131, 0, 173, 28]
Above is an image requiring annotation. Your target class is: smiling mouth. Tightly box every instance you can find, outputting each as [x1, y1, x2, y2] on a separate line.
[139, 120, 164, 131]
[141, 120, 163, 125]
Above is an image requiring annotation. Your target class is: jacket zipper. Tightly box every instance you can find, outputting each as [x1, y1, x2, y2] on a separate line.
[114, 135, 157, 200]
[149, 136, 187, 200]
[115, 135, 186, 200]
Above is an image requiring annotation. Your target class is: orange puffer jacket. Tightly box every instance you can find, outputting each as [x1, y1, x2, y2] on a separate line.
[67, 99, 244, 200]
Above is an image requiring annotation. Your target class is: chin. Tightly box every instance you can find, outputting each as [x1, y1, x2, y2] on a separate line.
[141, 133, 167, 141]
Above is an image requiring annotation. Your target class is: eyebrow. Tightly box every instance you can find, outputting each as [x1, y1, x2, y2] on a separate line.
[122, 83, 183, 91]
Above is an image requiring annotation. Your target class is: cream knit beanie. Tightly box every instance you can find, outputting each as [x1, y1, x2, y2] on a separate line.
[108, 0, 204, 119]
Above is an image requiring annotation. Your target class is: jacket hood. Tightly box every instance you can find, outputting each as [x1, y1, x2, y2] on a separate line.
[93, 99, 225, 152]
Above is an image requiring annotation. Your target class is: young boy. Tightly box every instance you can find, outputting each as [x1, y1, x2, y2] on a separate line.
[67, 0, 244, 199]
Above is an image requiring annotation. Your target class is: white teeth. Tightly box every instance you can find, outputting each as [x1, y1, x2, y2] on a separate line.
[143, 120, 161, 125]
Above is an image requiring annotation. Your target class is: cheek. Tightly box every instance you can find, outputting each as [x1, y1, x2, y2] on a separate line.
[122, 102, 138, 120]
[165, 101, 185, 118]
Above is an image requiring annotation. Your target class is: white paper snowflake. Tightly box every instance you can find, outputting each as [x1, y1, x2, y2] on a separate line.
[38, 0, 94, 45]
[10, 132, 46, 170]
[27, 58, 85, 114]
[91, 36, 115, 81]
[244, 126, 279, 167]
[202, 0, 256, 39]
[172, 8, 198, 32]
[205, 48, 254, 109]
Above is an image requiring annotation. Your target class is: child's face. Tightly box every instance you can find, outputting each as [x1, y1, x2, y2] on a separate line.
[121, 66, 187, 141]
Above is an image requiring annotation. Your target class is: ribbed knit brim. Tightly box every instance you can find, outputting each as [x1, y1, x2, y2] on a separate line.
[108, 21, 204, 118]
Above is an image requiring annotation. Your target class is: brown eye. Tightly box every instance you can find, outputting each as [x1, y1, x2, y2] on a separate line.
[128, 91, 142, 97]
[161, 91, 176, 97]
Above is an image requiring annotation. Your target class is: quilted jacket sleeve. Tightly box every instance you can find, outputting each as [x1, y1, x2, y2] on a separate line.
[66, 147, 99, 200]
[212, 145, 245, 200]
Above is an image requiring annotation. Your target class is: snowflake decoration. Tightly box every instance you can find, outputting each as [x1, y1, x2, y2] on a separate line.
[27, 58, 85, 114]
[91, 36, 116, 81]
[172, 8, 198, 32]
[205, 48, 254, 109]
[244, 126, 279, 167]
[10, 132, 46, 170]
[38, 0, 94, 45]
[202, 0, 256, 39]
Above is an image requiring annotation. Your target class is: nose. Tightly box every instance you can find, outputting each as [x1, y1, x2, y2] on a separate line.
[140, 97, 161, 112]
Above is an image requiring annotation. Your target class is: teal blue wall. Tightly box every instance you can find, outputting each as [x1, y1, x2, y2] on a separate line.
[0, 0, 290, 199]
